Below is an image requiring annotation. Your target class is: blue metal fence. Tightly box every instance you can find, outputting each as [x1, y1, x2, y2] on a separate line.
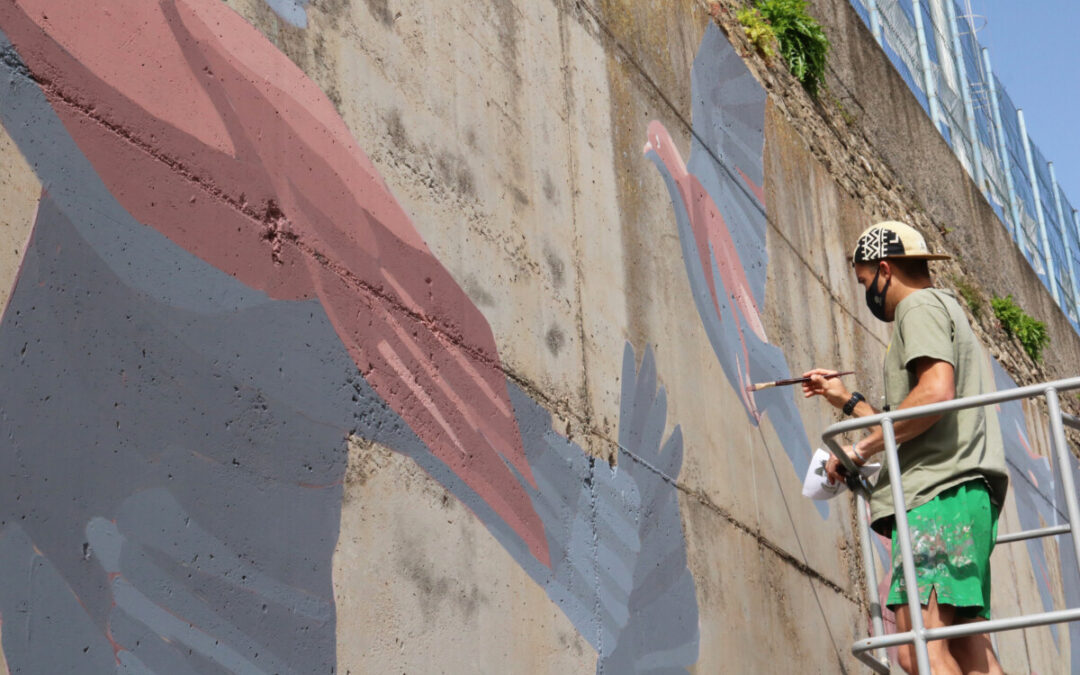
[846, 0, 1080, 334]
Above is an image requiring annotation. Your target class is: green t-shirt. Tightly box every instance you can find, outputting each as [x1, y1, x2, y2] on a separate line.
[869, 288, 1009, 535]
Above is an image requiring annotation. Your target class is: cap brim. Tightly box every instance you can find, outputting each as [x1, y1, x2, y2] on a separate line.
[847, 253, 952, 262]
[890, 253, 952, 261]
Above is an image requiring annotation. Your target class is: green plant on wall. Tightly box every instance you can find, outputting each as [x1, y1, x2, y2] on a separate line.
[737, 7, 779, 61]
[751, 0, 831, 98]
[991, 294, 1049, 363]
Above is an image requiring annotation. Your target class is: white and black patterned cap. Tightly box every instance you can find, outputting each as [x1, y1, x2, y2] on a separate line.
[850, 221, 951, 265]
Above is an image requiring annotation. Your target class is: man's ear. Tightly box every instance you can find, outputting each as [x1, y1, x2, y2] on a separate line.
[879, 260, 891, 282]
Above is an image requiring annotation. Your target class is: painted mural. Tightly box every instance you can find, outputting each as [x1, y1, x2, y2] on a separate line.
[2, 0, 1075, 672]
[644, 24, 829, 519]
[0, 1, 697, 673]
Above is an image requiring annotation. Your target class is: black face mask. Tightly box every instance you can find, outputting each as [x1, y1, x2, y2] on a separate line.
[865, 266, 891, 322]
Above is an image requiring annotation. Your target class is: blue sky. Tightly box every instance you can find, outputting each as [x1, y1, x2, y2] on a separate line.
[980, 0, 1080, 217]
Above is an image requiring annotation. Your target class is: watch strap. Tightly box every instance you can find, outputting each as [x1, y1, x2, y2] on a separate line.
[843, 391, 865, 416]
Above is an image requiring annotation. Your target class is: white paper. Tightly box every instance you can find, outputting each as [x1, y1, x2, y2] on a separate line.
[801, 448, 881, 500]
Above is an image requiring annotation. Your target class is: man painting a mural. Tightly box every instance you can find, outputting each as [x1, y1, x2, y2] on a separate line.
[802, 221, 1010, 674]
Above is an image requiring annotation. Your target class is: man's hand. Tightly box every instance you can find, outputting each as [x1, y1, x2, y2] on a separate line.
[825, 444, 863, 485]
[801, 368, 852, 410]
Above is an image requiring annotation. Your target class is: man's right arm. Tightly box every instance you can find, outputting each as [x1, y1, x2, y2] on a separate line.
[850, 357, 954, 460]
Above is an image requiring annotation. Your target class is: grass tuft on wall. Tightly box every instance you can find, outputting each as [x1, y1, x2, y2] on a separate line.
[748, 0, 830, 98]
[991, 294, 1049, 363]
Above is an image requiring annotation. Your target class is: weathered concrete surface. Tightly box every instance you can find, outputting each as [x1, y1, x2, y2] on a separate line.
[334, 438, 594, 673]
[0, 0, 1078, 673]
[0, 122, 39, 316]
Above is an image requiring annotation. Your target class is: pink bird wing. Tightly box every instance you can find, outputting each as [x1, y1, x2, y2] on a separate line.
[3, 0, 549, 565]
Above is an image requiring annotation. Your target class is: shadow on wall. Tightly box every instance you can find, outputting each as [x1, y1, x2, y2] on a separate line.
[0, 1, 698, 672]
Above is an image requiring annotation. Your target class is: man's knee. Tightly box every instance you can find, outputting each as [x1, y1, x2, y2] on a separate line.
[896, 640, 957, 675]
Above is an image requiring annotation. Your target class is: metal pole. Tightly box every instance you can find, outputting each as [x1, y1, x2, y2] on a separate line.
[822, 377, 1080, 439]
[856, 492, 889, 668]
[1046, 389, 1080, 582]
[1064, 411, 1080, 432]
[1018, 109, 1059, 304]
[982, 48, 1023, 251]
[944, 0, 985, 194]
[866, 0, 884, 43]
[1049, 162, 1080, 313]
[881, 417, 932, 673]
[912, 0, 943, 131]
[996, 523, 1072, 545]
[854, 606, 1080, 651]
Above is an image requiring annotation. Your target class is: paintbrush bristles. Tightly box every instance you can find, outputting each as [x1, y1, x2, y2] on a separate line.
[746, 381, 777, 392]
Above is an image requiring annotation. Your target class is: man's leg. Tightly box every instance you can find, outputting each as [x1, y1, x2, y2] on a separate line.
[948, 618, 1003, 675]
[893, 589, 962, 675]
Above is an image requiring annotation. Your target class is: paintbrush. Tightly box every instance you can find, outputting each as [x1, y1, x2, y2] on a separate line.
[746, 370, 854, 392]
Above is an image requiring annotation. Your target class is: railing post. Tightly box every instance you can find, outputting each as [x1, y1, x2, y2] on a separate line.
[912, 0, 943, 131]
[944, 0, 985, 194]
[1018, 109, 1059, 304]
[881, 417, 932, 673]
[1049, 162, 1079, 314]
[1046, 389, 1080, 582]
[982, 48, 1023, 252]
[828, 377, 1080, 663]
[856, 492, 888, 668]
[866, 0, 884, 44]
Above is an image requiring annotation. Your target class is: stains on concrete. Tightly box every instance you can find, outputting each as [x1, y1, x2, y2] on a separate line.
[506, 182, 530, 208]
[488, 0, 520, 77]
[462, 274, 497, 308]
[545, 247, 565, 289]
[397, 534, 488, 623]
[545, 325, 565, 356]
[361, 0, 394, 28]
[542, 171, 558, 205]
[384, 108, 413, 152]
[436, 151, 476, 199]
[344, 436, 389, 493]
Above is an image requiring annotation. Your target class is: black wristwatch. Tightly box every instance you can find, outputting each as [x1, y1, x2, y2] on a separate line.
[842, 391, 865, 416]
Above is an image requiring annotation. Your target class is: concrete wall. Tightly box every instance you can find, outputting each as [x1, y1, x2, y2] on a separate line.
[0, 0, 1076, 672]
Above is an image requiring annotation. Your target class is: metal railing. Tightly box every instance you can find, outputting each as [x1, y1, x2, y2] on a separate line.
[822, 375, 1080, 673]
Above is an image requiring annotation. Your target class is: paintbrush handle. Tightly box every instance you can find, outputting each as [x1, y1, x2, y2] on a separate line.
[747, 370, 854, 392]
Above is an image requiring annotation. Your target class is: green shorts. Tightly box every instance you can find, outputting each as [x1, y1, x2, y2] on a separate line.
[887, 480, 999, 620]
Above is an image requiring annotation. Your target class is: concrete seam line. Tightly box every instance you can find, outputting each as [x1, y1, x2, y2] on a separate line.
[612, 439, 859, 604]
[556, 0, 598, 460]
